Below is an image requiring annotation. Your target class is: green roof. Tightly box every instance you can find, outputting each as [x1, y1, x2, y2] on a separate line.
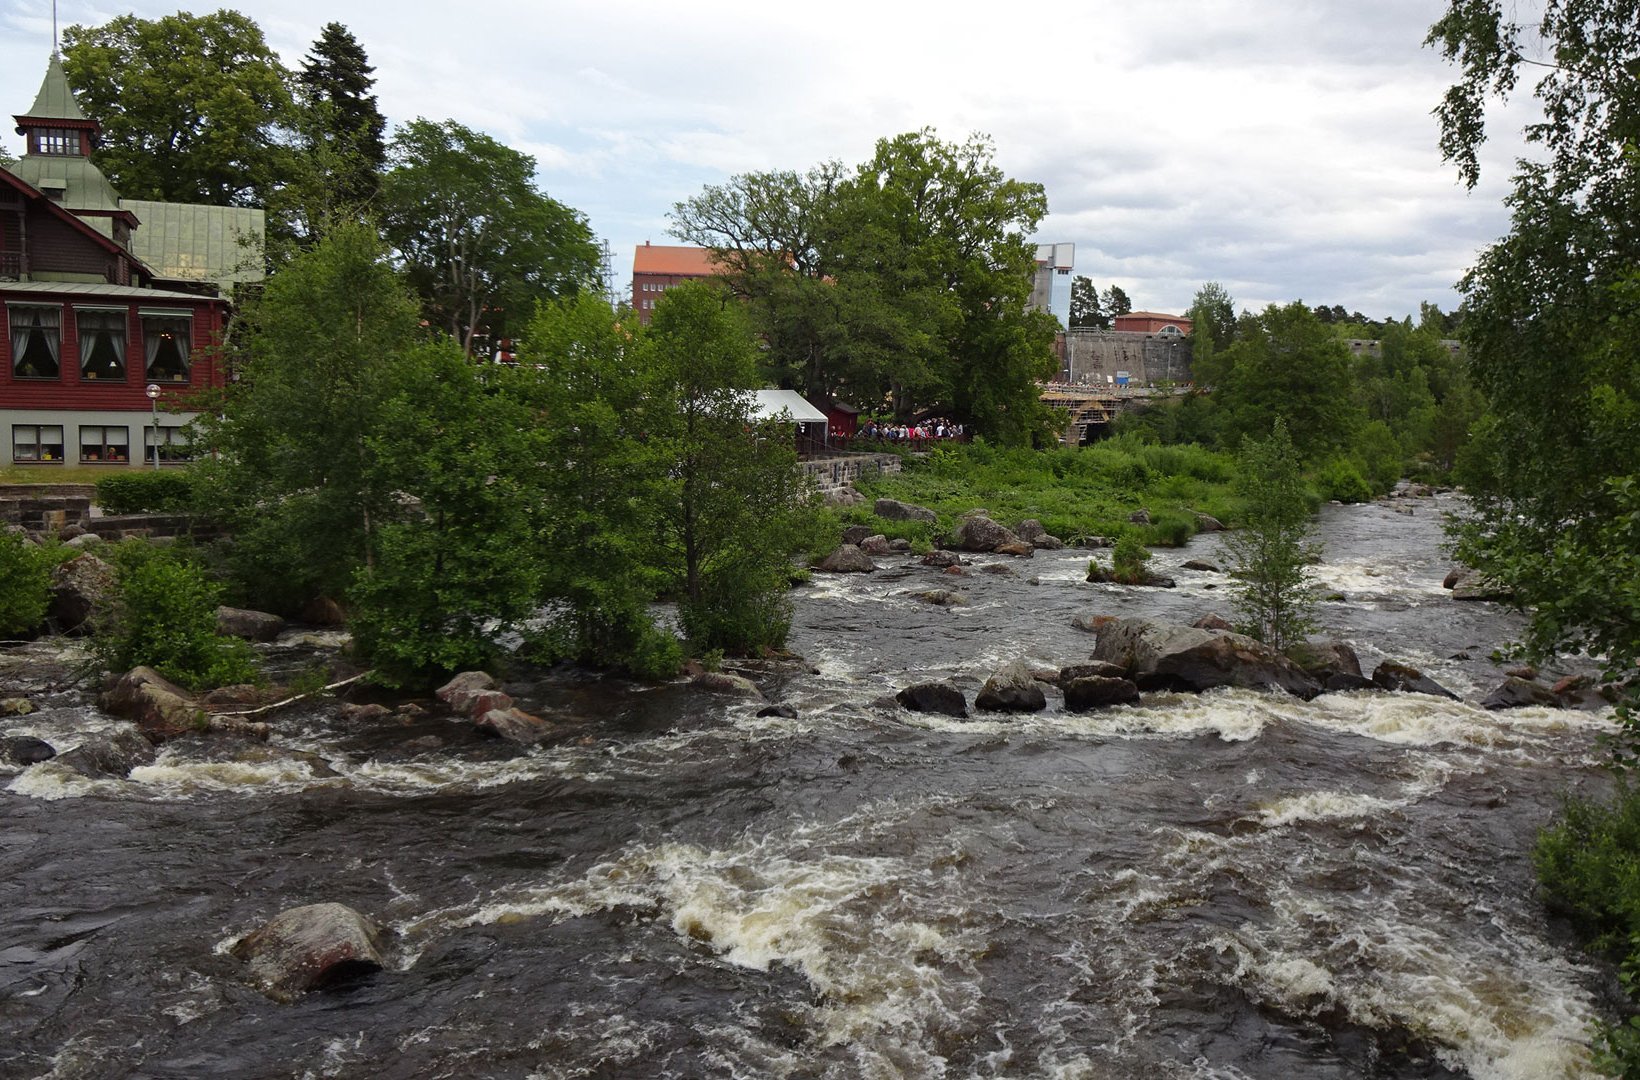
[120, 200, 266, 287]
[7, 155, 122, 218]
[20, 54, 88, 123]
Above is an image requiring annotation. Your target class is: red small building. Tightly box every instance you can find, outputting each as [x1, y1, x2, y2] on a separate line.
[1112, 311, 1193, 336]
[2, 54, 258, 468]
[631, 243, 722, 324]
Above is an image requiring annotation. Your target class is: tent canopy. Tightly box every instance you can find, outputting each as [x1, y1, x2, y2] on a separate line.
[748, 389, 827, 424]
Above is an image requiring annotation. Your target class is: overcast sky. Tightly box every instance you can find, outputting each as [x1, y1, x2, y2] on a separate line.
[1, 0, 1533, 320]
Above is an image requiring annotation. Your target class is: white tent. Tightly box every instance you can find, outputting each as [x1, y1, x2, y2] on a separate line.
[748, 389, 828, 424]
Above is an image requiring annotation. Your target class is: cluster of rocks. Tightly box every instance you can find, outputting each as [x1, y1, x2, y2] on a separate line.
[815, 500, 1073, 573]
[888, 616, 1616, 718]
[435, 671, 551, 745]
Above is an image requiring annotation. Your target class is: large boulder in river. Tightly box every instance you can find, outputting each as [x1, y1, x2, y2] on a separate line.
[1285, 639, 1363, 682]
[1481, 677, 1561, 711]
[48, 553, 116, 634]
[691, 672, 763, 698]
[1, 735, 55, 766]
[1371, 661, 1460, 700]
[1015, 520, 1065, 550]
[1063, 675, 1142, 712]
[435, 671, 498, 715]
[895, 681, 968, 718]
[975, 659, 1048, 713]
[99, 666, 205, 742]
[1449, 569, 1513, 602]
[1092, 617, 1322, 699]
[1058, 661, 1130, 685]
[922, 550, 963, 568]
[51, 727, 156, 778]
[817, 544, 877, 573]
[859, 534, 895, 556]
[949, 514, 1024, 554]
[216, 606, 286, 642]
[874, 498, 937, 524]
[231, 902, 385, 1003]
[476, 707, 552, 744]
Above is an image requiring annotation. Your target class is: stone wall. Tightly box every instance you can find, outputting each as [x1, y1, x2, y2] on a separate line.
[800, 453, 902, 498]
[1059, 330, 1193, 387]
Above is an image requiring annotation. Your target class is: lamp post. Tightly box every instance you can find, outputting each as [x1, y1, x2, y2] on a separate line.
[145, 383, 160, 469]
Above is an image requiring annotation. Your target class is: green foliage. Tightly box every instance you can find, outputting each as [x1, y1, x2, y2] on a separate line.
[1224, 421, 1319, 649]
[0, 532, 51, 637]
[1110, 534, 1151, 584]
[94, 544, 257, 690]
[62, 11, 294, 208]
[1534, 784, 1640, 1073]
[380, 118, 599, 355]
[1314, 458, 1373, 504]
[297, 23, 385, 210]
[1069, 275, 1105, 329]
[94, 470, 194, 515]
[1218, 302, 1364, 464]
[671, 129, 1058, 445]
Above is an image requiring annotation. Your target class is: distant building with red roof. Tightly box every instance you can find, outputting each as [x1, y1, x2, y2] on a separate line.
[631, 243, 723, 324]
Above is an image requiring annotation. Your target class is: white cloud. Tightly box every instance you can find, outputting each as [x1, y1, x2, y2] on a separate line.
[0, 0, 1537, 317]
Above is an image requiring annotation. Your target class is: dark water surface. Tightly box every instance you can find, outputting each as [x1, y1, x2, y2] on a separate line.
[0, 495, 1618, 1079]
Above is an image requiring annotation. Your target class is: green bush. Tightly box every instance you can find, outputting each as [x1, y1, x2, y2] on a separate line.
[95, 470, 195, 515]
[1144, 508, 1198, 547]
[0, 531, 51, 636]
[1111, 534, 1152, 583]
[94, 545, 258, 690]
[1315, 458, 1373, 503]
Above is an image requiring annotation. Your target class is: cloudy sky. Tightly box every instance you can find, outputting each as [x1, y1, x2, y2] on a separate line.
[1, 0, 1534, 319]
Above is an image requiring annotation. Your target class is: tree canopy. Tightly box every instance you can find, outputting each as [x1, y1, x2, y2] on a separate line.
[1069, 275, 1106, 329]
[672, 129, 1059, 444]
[379, 118, 600, 357]
[62, 10, 295, 207]
[288, 22, 387, 233]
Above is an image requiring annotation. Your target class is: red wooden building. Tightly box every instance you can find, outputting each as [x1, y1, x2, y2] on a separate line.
[2, 54, 260, 468]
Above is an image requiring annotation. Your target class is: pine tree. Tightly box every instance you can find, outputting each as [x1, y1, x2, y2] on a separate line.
[1224, 419, 1319, 650]
[297, 23, 387, 212]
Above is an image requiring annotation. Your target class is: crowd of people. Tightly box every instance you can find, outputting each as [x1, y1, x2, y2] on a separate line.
[851, 418, 968, 448]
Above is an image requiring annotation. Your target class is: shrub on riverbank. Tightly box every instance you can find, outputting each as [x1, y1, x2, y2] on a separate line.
[93, 542, 257, 691]
[94, 470, 195, 515]
[0, 531, 52, 637]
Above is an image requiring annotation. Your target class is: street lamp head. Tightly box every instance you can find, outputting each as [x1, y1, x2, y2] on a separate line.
[145, 383, 160, 400]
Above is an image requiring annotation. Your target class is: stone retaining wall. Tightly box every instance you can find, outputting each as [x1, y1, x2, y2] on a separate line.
[800, 453, 902, 497]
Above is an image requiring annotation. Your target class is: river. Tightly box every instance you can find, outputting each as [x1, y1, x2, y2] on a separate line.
[0, 493, 1619, 1079]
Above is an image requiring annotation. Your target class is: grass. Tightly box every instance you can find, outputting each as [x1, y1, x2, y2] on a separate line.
[845, 435, 1244, 548]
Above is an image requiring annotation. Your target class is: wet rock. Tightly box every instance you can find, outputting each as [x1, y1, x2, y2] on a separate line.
[1324, 673, 1379, 692]
[980, 563, 1015, 577]
[1182, 560, 1221, 573]
[1285, 639, 1364, 682]
[1086, 564, 1175, 588]
[99, 666, 205, 742]
[1504, 665, 1538, 681]
[1481, 677, 1561, 711]
[201, 684, 265, 707]
[339, 703, 393, 722]
[922, 550, 963, 568]
[216, 606, 286, 643]
[1441, 567, 1465, 589]
[48, 553, 116, 634]
[1063, 675, 1142, 712]
[841, 524, 874, 546]
[300, 596, 348, 627]
[874, 498, 937, 524]
[435, 671, 497, 715]
[1194, 513, 1226, 532]
[912, 589, 967, 607]
[466, 689, 516, 717]
[895, 681, 967, 718]
[817, 544, 876, 573]
[476, 707, 551, 744]
[1016, 520, 1065, 550]
[1, 696, 36, 716]
[1370, 661, 1459, 700]
[396, 703, 427, 718]
[943, 565, 968, 576]
[52, 727, 156, 778]
[231, 902, 385, 1003]
[1058, 661, 1130, 685]
[859, 535, 894, 556]
[1072, 613, 1116, 634]
[1, 735, 55, 765]
[1449, 570, 1513, 602]
[975, 659, 1048, 713]
[690, 672, 762, 698]
[949, 514, 1024, 554]
[756, 704, 799, 719]
[1191, 613, 1233, 631]
[993, 540, 1036, 557]
[1092, 618, 1322, 699]
[888, 538, 912, 552]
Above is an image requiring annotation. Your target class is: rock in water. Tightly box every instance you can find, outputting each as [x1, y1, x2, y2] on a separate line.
[873, 498, 937, 524]
[949, 515, 1024, 553]
[216, 606, 286, 642]
[1480, 677, 1561, 711]
[231, 902, 385, 1002]
[1371, 661, 1460, 700]
[1092, 617, 1322, 698]
[817, 544, 877, 573]
[99, 667, 204, 743]
[1, 735, 56, 766]
[51, 727, 156, 778]
[435, 671, 498, 715]
[1285, 639, 1363, 682]
[48, 553, 116, 634]
[1063, 676, 1142, 712]
[476, 707, 551, 744]
[975, 659, 1048, 713]
[895, 682, 968, 718]
[690, 672, 763, 698]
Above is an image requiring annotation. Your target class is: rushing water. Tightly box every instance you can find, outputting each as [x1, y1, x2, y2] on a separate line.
[0, 494, 1620, 1079]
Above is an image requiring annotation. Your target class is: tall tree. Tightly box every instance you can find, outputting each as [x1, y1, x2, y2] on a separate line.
[1218, 302, 1363, 464]
[292, 23, 387, 227]
[1069, 275, 1106, 328]
[1101, 284, 1132, 318]
[379, 118, 599, 356]
[62, 11, 294, 206]
[1428, 0, 1640, 732]
[1186, 281, 1237, 386]
[1224, 419, 1319, 649]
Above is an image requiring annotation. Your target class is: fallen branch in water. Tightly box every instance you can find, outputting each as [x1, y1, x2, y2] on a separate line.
[211, 672, 369, 718]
